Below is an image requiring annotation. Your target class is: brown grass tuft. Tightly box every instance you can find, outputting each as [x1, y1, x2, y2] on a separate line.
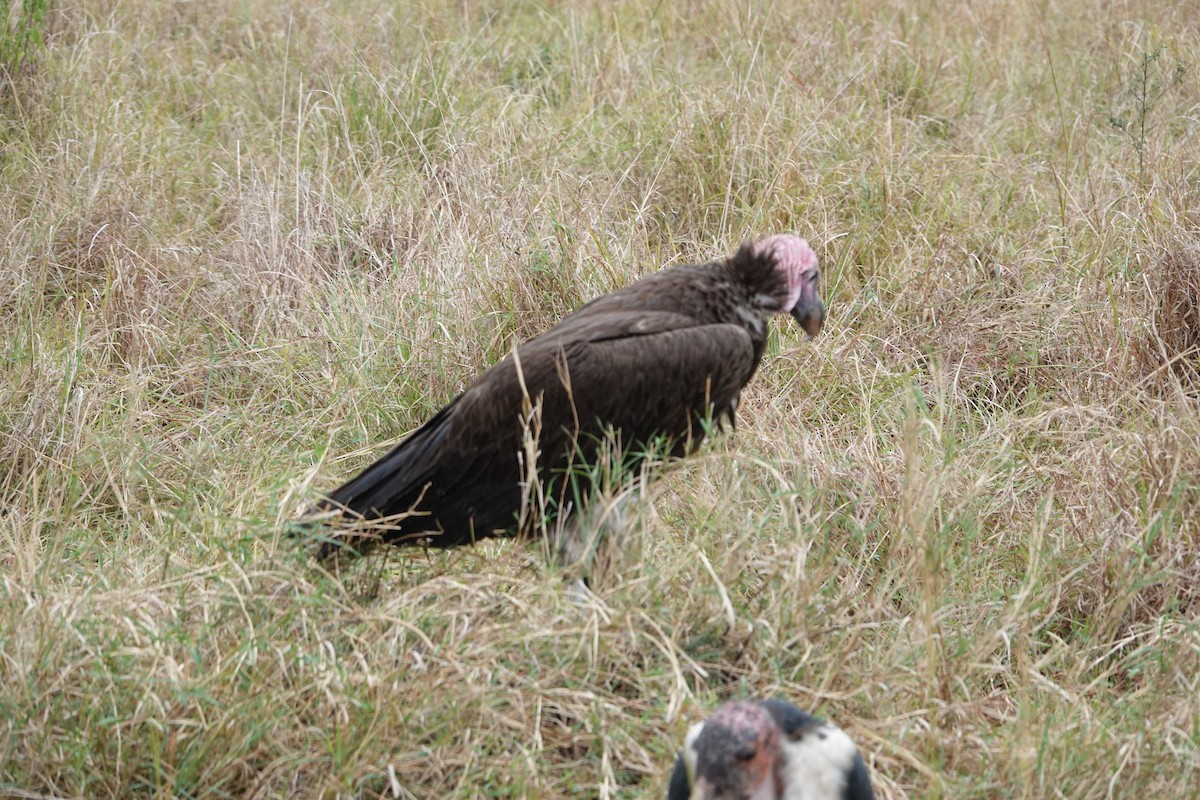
[1151, 243, 1200, 388]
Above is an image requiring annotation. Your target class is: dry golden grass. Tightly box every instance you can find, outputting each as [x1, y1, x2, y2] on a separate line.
[2, 0, 1200, 797]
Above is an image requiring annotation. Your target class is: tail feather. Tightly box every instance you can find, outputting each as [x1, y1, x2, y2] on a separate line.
[323, 403, 454, 515]
[310, 402, 458, 561]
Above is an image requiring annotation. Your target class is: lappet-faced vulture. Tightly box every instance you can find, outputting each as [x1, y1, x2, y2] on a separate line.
[668, 699, 875, 800]
[308, 234, 823, 561]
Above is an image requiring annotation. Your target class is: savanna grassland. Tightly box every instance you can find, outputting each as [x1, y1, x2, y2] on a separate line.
[3, 0, 1200, 797]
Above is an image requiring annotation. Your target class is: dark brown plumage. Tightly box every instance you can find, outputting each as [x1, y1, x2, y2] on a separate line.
[308, 234, 823, 560]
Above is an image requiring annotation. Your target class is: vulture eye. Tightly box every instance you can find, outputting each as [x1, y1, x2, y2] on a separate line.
[734, 745, 758, 761]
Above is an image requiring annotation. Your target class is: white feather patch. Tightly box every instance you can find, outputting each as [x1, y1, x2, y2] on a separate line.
[682, 720, 706, 788]
[779, 722, 860, 800]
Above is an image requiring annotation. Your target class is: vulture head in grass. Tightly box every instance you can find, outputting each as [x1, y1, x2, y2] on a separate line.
[668, 700, 874, 800]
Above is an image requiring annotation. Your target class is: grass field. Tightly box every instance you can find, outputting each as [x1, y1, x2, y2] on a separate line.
[3, 0, 1200, 797]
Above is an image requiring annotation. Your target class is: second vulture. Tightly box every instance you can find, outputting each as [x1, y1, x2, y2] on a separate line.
[309, 233, 824, 560]
[668, 699, 874, 800]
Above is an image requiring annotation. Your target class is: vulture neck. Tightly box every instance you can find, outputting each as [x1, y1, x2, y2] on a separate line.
[724, 244, 791, 318]
[720, 244, 790, 340]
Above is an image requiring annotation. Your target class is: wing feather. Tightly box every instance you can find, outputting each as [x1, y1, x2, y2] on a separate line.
[318, 309, 757, 551]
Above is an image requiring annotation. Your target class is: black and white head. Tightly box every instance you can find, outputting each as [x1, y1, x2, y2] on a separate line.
[667, 700, 874, 800]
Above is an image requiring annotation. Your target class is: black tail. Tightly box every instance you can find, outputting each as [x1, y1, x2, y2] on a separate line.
[305, 403, 458, 562]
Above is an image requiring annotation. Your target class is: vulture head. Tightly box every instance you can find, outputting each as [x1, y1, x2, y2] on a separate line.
[669, 700, 874, 800]
[749, 233, 825, 338]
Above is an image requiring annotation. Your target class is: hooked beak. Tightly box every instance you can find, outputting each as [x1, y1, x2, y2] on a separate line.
[690, 776, 714, 800]
[790, 296, 825, 338]
[689, 773, 779, 800]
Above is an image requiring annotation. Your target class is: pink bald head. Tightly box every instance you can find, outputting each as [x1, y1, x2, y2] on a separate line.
[751, 234, 824, 337]
[691, 701, 783, 800]
[707, 700, 778, 741]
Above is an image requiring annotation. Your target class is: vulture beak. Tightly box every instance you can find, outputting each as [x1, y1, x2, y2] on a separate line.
[790, 295, 825, 338]
[688, 774, 778, 800]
